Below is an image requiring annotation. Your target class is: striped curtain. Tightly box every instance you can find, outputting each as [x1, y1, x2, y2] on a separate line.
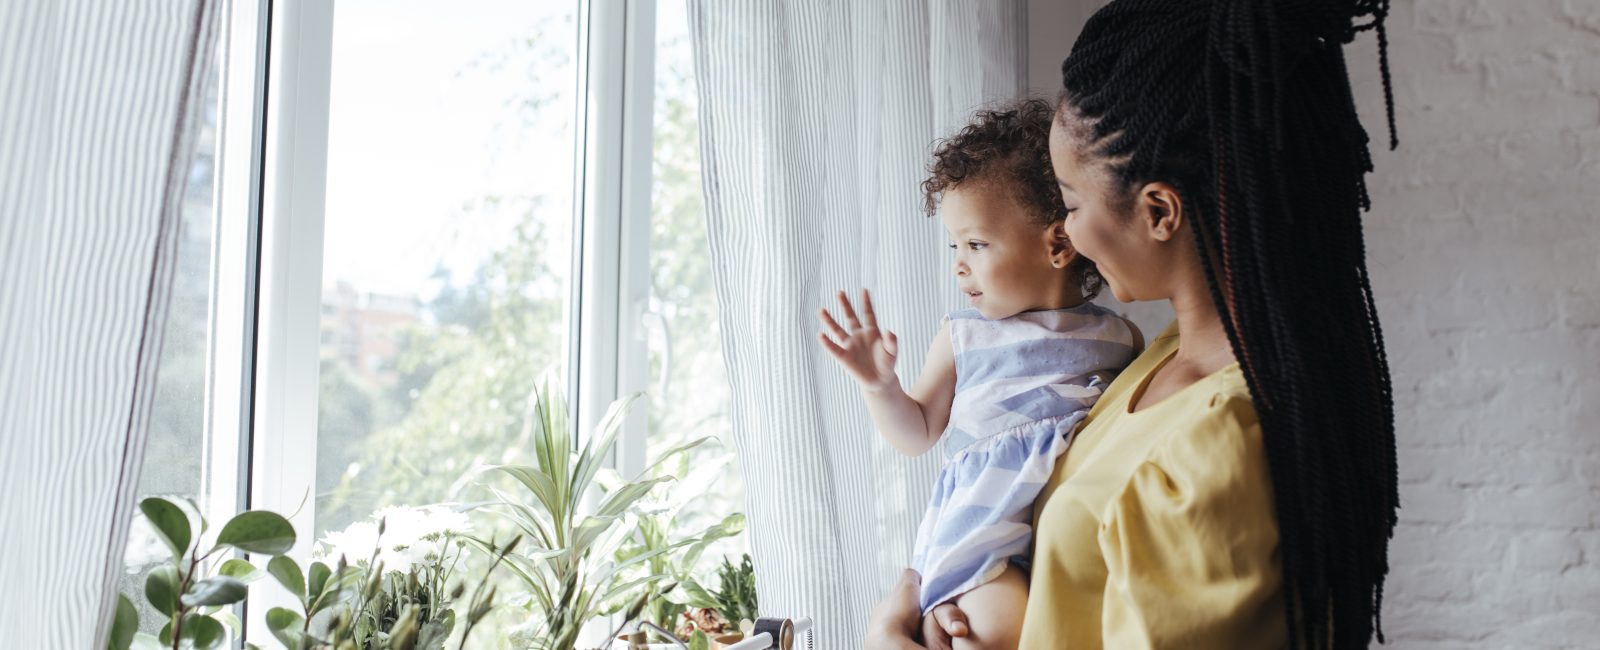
[686, 2, 1026, 645]
[0, 0, 223, 646]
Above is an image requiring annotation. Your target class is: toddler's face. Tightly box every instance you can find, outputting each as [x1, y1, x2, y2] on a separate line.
[941, 183, 1076, 320]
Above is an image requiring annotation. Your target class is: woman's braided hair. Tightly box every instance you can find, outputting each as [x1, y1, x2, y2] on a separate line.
[1058, 0, 1399, 647]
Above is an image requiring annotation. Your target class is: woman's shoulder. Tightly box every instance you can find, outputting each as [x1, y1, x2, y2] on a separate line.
[1129, 365, 1266, 500]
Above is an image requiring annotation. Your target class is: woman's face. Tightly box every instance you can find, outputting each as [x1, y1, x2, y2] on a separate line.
[1047, 117, 1176, 304]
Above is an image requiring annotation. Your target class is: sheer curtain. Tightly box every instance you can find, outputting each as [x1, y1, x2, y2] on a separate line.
[0, 1, 223, 645]
[687, 1, 1026, 644]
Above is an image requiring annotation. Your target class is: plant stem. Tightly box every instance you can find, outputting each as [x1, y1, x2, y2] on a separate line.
[171, 548, 201, 650]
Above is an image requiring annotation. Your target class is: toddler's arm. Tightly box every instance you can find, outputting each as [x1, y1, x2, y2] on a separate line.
[818, 290, 956, 456]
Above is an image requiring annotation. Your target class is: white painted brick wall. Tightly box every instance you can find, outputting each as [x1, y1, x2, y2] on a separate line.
[1352, 1, 1600, 646]
[1029, 0, 1600, 646]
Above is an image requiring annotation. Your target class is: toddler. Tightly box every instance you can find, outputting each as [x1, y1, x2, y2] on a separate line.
[818, 99, 1139, 648]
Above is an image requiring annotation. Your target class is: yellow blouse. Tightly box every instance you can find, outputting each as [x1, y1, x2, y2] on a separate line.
[1019, 322, 1286, 649]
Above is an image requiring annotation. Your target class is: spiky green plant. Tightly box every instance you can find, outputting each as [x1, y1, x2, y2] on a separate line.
[712, 554, 757, 627]
[474, 374, 711, 650]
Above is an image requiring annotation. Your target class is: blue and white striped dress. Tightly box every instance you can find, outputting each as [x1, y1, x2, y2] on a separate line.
[910, 302, 1137, 613]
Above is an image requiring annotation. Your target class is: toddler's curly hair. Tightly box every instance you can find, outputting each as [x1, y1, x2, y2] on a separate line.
[922, 98, 1103, 301]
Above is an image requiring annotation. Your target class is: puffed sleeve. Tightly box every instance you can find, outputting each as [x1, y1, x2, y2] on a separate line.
[1096, 393, 1287, 649]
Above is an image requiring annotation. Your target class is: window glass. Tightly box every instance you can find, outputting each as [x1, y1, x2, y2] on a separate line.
[314, 0, 581, 542]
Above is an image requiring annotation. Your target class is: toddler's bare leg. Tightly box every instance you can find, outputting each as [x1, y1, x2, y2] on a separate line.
[921, 565, 1028, 650]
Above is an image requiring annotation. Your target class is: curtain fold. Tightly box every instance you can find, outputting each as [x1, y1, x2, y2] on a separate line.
[687, 2, 1026, 645]
[0, 0, 223, 645]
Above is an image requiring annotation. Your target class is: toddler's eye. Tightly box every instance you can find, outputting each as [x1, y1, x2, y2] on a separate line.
[968, 242, 986, 251]
[947, 243, 957, 250]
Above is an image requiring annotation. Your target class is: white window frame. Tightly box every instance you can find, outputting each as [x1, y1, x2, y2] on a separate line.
[193, 0, 668, 643]
[572, 0, 662, 473]
[207, 0, 268, 558]
[246, 0, 337, 639]
[204, 0, 275, 642]
[215, 0, 668, 644]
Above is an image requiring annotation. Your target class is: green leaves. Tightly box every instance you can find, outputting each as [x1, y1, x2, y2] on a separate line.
[218, 558, 263, 583]
[180, 613, 225, 649]
[104, 372, 741, 650]
[139, 497, 192, 562]
[216, 511, 295, 555]
[482, 382, 683, 644]
[180, 576, 248, 607]
[144, 565, 180, 617]
[683, 513, 746, 570]
[110, 504, 305, 650]
[267, 555, 305, 600]
[673, 578, 721, 610]
[265, 607, 305, 649]
[107, 593, 138, 650]
[306, 561, 332, 601]
[713, 554, 759, 624]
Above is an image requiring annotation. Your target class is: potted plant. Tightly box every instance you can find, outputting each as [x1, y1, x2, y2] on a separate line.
[110, 499, 513, 650]
[108, 497, 295, 650]
[471, 375, 714, 649]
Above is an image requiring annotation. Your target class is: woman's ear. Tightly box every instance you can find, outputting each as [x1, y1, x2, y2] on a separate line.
[1137, 182, 1184, 242]
[1048, 221, 1075, 269]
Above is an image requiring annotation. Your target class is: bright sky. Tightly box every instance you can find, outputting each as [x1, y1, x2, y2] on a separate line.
[321, 0, 580, 298]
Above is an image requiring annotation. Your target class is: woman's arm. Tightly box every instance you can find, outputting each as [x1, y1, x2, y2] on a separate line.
[819, 290, 956, 456]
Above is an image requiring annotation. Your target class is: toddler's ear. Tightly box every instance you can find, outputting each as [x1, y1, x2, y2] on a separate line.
[1048, 222, 1076, 268]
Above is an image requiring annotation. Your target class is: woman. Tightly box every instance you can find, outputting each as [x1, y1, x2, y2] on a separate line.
[866, 0, 1400, 647]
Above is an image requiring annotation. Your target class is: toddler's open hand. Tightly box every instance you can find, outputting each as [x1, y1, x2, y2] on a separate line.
[818, 289, 899, 392]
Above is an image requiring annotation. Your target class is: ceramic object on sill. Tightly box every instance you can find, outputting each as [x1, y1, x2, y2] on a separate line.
[708, 633, 745, 649]
[613, 631, 678, 650]
[611, 629, 742, 649]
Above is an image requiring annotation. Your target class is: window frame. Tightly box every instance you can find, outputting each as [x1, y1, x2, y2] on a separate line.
[204, 0, 668, 644]
[245, 0, 336, 637]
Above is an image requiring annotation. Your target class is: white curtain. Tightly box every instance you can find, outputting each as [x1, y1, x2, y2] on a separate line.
[0, 0, 223, 646]
[687, 2, 1027, 645]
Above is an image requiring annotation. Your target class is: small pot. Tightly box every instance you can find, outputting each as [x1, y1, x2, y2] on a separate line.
[709, 633, 745, 649]
[613, 632, 687, 649]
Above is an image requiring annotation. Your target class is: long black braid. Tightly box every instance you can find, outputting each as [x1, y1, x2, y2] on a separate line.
[1058, 0, 1399, 647]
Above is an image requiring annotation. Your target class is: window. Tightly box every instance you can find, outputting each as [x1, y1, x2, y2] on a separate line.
[641, 0, 746, 563]
[124, 0, 745, 645]
[119, 54, 223, 630]
[314, 0, 581, 540]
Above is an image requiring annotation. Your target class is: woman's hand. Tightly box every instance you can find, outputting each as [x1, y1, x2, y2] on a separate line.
[921, 603, 971, 650]
[818, 289, 900, 392]
[865, 570, 972, 650]
[865, 570, 927, 649]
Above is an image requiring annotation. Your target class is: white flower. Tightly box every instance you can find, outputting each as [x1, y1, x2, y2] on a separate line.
[316, 520, 380, 565]
[315, 505, 473, 571]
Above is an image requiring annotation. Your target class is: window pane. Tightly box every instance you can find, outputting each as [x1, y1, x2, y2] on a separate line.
[646, 0, 747, 564]
[315, 0, 580, 542]
[120, 57, 222, 629]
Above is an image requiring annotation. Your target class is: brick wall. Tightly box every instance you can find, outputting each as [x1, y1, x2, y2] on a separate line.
[1354, 1, 1600, 646]
[1031, 0, 1600, 646]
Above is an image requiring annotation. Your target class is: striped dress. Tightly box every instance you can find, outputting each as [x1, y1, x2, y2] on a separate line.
[910, 302, 1137, 613]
